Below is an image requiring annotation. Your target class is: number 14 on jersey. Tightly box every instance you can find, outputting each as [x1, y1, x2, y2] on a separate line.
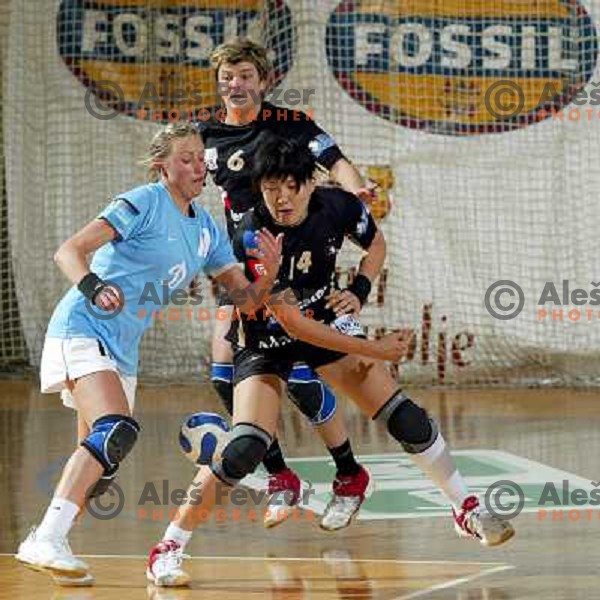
[288, 251, 312, 279]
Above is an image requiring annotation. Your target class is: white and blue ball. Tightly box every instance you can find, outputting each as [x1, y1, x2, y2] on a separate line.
[179, 412, 231, 465]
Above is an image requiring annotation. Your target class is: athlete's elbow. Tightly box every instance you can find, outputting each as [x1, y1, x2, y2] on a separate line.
[53, 242, 69, 268]
[54, 239, 82, 275]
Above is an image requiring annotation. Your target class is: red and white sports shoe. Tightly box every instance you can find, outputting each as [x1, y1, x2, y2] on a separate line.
[146, 540, 190, 587]
[320, 466, 372, 531]
[454, 495, 515, 547]
[263, 468, 302, 528]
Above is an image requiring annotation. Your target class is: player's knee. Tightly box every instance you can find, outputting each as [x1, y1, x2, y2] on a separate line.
[81, 414, 140, 471]
[373, 391, 438, 454]
[211, 362, 234, 416]
[212, 423, 272, 485]
[287, 364, 337, 425]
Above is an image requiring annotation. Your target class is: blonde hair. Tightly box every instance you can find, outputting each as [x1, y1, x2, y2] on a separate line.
[142, 122, 200, 182]
[210, 38, 272, 83]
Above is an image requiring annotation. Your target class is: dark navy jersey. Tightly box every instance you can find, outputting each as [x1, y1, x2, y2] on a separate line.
[196, 102, 345, 239]
[232, 186, 377, 350]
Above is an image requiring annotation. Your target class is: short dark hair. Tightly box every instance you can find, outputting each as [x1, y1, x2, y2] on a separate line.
[252, 131, 316, 189]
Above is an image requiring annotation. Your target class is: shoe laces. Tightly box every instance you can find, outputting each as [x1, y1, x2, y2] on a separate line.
[164, 548, 189, 572]
[328, 494, 361, 514]
[30, 527, 74, 556]
[458, 496, 481, 537]
[46, 535, 79, 561]
[156, 541, 189, 572]
[56, 537, 74, 555]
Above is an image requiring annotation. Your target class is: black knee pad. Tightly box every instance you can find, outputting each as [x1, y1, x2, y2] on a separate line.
[287, 365, 337, 425]
[211, 363, 233, 416]
[211, 423, 272, 486]
[81, 414, 140, 471]
[374, 391, 438, 454]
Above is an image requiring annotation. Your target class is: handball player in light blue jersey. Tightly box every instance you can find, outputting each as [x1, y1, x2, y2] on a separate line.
[16, 122, 283, 585]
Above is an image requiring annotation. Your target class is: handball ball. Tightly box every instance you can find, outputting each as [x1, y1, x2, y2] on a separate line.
[179, 412, 231, 465]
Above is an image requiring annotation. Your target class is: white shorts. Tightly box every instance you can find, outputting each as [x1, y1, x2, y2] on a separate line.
[40, 337, 137, 412]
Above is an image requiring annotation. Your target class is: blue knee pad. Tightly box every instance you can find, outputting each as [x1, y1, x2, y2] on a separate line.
[211, 362, 234, 416]
[81, 414, 140, 472]
[287, 364, 337, 425]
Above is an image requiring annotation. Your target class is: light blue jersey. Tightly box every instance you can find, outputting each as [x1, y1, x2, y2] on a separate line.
[47, 181, 236, 375]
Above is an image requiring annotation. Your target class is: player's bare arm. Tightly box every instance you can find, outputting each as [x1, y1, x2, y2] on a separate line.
[326, 228, 386, 317]
[54, 218, 121, 311]
[329, 157, 375, 204]
[267, 289, 408, 362]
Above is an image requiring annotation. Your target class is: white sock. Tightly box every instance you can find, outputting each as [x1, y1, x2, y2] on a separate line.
[409, 433, 470, 511]
[36, 497, 80, 540]
[163, 523, 193, 551]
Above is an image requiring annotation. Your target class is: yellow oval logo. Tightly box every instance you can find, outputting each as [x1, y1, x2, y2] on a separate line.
[58, 0, 295, 121]
[326, 0, 598, 135]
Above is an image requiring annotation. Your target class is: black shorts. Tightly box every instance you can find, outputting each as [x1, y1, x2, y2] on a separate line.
[233, 343, 347, 387]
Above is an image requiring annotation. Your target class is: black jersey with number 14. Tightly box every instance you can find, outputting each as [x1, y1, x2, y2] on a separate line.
[232, 187, 377, 351]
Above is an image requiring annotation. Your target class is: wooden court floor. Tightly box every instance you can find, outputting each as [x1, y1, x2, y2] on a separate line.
[2, 378, 600, 599]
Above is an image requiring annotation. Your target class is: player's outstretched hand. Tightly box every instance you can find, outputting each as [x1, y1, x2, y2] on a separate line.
[249, 229, 283, 280]
[94, 285, 122, 312]
[326, 289, 361, 316]
[371, 329, 414, 362]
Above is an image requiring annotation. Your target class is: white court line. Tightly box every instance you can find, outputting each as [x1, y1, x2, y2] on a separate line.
[0, 552, 509, 567]
[389, 564, 515, 600]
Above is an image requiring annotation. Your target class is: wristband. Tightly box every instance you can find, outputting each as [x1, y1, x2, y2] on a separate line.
[347, 273, 372, 306]
[77, 272, 106, 303]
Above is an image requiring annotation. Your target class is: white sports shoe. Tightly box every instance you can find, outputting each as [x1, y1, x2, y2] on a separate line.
[16, 527, 90, 577]
[320, 466, 372, 532]
[146, 540, 191, 587]
[454, 495, 515, 547]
